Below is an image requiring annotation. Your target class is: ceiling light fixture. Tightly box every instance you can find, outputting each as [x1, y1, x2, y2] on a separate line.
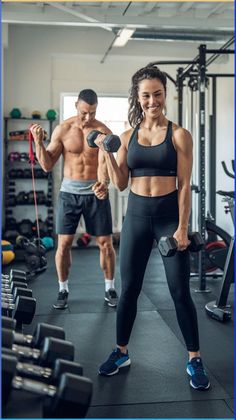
[113, 28, 135, 47]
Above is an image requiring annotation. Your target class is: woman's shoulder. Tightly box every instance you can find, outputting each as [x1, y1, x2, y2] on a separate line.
[172, 122, 192, 141]
[120, 127, 136, 145]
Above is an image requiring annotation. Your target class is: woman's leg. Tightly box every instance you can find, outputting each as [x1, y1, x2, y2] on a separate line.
[117, 211, 154, 347]
[154, 219, 199, 352]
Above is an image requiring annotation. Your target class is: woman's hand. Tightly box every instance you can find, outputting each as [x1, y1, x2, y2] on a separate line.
[94, 134, 107, 152]
[173, 228, 191, 251]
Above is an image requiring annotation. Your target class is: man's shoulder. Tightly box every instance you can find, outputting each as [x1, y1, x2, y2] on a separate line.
[93, 119, 111, 134]
[62, 115, 77, 126]
[58, 117, 77, 133]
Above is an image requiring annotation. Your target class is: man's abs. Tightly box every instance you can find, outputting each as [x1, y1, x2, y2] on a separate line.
[63, 149, 99, 180]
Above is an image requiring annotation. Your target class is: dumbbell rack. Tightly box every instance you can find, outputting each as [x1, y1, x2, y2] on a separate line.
[3, 117, 57, 241]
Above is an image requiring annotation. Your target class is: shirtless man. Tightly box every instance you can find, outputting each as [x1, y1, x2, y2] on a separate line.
[30, 89, 118, 309]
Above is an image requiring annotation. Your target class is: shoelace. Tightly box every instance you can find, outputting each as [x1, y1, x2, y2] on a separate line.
[109, 290, 117, 298]
[190, 360, 205, 374]
[58, 291, 68, 299]
[109, 349, 121, 361]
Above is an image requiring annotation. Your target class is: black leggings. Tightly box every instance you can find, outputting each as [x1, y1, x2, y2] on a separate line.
[117, 190, 199, 352]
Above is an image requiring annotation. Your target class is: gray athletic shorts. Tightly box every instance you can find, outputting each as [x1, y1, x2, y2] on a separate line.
[56, 191, 113, 236]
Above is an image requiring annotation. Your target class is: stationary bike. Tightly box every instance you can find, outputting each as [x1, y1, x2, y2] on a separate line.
[190, 161, 234, 274]
[205, 161, 234, 322]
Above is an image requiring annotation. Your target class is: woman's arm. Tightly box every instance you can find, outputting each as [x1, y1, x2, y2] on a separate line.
[95, 130, 131, 191]
[173, 126, 193, 250]
[31, 124, 63, 172]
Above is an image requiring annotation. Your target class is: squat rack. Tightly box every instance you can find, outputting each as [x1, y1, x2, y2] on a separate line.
[149, 36, 235, 291]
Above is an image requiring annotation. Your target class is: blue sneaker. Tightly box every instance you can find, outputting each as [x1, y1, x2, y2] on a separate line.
[187, 357, 210, 390]
[99, 348, 131, 376]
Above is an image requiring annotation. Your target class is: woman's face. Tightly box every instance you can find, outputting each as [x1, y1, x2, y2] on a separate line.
[137, 78, 166, 119]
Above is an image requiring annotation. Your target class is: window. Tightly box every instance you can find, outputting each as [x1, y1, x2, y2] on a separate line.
[61, 94, 129, 135]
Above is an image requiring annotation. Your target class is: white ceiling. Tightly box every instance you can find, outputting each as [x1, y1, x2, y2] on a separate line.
[3, 2, 234, 63]
[2, 1, 234, 43]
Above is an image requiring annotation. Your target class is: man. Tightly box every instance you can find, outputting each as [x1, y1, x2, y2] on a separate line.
[30, 89, 118, 309]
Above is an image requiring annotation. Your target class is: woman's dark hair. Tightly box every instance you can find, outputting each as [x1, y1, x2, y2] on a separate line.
[128, 65, 167, 128]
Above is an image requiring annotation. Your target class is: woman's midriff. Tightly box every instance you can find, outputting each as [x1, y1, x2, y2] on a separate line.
[130, 176, 177, 197]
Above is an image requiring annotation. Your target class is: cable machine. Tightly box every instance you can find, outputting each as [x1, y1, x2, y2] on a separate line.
[149, 36, 234, 291]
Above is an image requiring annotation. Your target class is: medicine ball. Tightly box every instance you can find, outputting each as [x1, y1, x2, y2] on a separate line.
[46, 109, 57, 120]
[2, 240, 15, 265]
[10, 108, 22, 119]
[32, 110, 41, 119]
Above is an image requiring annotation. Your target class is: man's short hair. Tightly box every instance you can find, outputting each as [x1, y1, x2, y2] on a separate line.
[78, 89, 98, 105]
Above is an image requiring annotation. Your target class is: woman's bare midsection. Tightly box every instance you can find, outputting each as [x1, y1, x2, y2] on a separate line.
[131, 176, 177, 197]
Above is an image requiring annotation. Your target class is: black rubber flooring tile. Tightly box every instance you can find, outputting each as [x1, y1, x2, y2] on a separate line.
[158, 309, 234, 397]
[29, 311, 229, 407]
[225, 398, 235, 412]
[29, 281, 155, 316]
[142, 252, 234, 311]
[87, 399, 234, 418]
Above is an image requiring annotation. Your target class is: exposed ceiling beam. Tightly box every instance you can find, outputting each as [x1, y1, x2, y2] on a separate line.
[204, 3, 226, 18]
[48, 2, 112, 32]
[2, 13, 234, 32]
[143, 3, 157, 13]
[178, 2, 194, 13]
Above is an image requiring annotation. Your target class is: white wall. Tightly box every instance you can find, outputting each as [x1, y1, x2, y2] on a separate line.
[3, 24, 234, 234]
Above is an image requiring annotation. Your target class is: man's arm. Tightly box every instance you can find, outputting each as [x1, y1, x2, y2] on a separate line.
[31, 124, 63, 172]
[97, 149, 110, 185]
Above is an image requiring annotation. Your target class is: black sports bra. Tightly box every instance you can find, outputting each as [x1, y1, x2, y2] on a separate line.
[127, 121, 177, 177]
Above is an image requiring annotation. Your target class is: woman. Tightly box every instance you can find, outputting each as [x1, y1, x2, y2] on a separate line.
[94, 65, 210, 390]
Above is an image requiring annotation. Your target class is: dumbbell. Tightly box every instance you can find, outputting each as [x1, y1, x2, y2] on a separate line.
[2, 328, 74, 366]
[2, 316, 16, 330]
[2, 281, 28, 293]
[2, 316, 66, 348]
[2, 287, 33, 304]
[2, 268, 27, 282]
[2, 354, 93, 418]
[87, 130, 121, 152]
[4, 353, 83, 385]
[158, 232, 204, 257]
[2, 295, 36, 325]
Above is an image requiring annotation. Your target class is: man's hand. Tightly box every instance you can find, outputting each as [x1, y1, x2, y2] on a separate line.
[30, 124, 45, 145]
[92, 182, 108, 200]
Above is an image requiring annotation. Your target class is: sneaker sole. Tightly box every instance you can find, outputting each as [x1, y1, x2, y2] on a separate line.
[187, 367, 210, 390]
[53, 304, 68, 309]
[99, 359, 131, 376]
[104, 297, 117, 307]
[189, 379, 210, 390]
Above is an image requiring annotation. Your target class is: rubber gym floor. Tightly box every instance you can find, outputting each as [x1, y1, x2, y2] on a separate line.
[4, 246, 234, 419]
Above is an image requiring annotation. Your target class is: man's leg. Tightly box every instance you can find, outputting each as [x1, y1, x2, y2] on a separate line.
[54, 234, 74, 309]
[96, 235, 118, 307]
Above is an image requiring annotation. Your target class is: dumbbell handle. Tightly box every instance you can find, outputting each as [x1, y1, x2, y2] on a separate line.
[14, 359, 83, 382]
[1, 282, 27, 290]
[13, 331, 35, 346]
[1, 288, 31, 298]
[2, 296, 15, 303]
[2, 301, 17, 310]
[12, 343, 41, 360]
[1, 287, 28, 300]
[3, 269, 27, 279]
[13, 375, 56, 397]
[16, 361, 52, 380]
